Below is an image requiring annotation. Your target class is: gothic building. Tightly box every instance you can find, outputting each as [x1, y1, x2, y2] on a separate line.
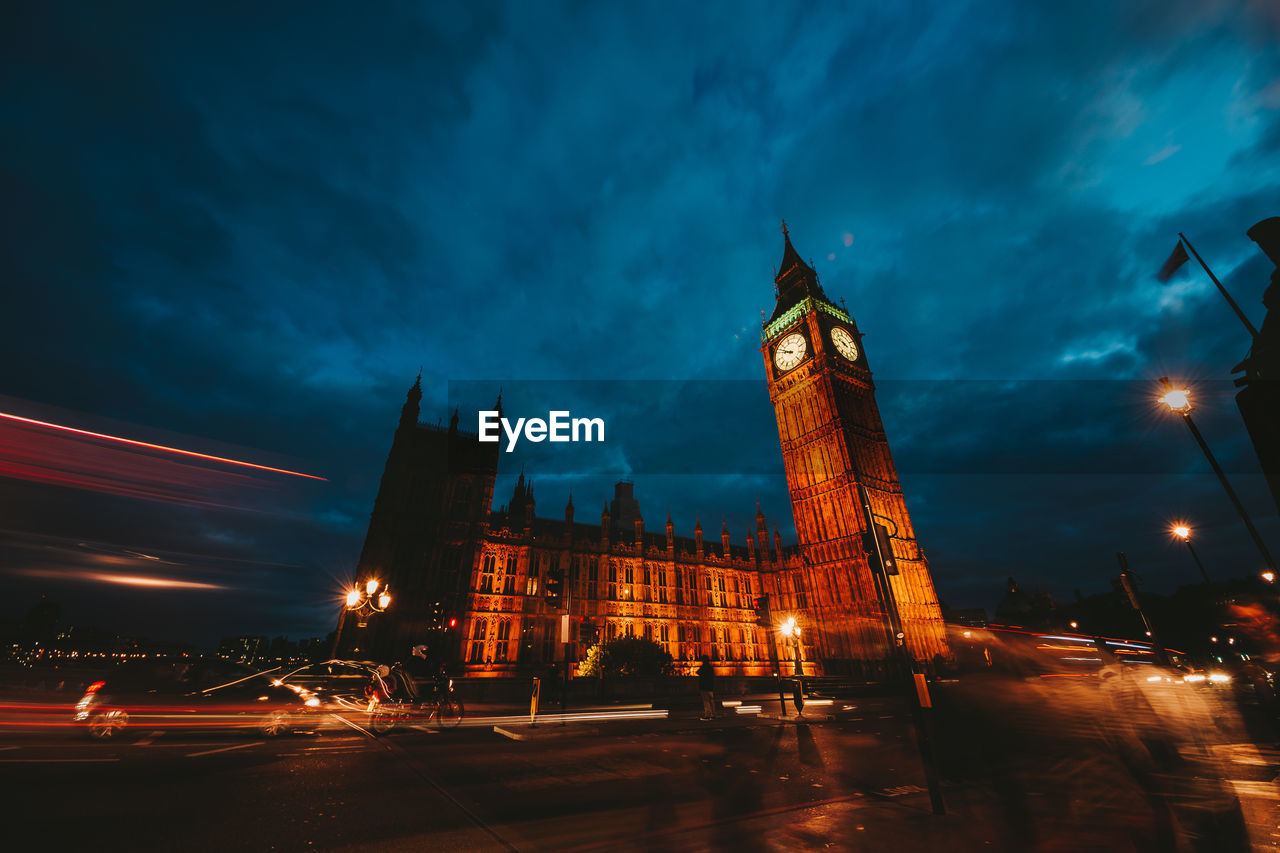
[348, 228, 949, 676]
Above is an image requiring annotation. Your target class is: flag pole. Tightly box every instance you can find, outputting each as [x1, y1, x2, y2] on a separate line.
[1178, 232, 1260, 341]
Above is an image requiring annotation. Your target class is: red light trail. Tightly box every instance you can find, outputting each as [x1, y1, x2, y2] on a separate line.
[0, 411, 325, 481]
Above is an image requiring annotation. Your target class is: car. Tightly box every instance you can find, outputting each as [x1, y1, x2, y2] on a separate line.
[73, 659, 316, 740]
[273, 660, 386, 713]
[275, 660, 463, 733]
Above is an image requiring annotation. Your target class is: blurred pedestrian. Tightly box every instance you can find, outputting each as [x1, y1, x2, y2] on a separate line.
[697, 656, 718, 720]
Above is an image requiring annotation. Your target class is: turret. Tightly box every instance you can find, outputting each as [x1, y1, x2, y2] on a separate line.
[755, 502, 769, 558]
[564, 491, 575, 539]
[508, 468, 535, 532]
[773, 525, 782, 561]
[601, 501, 611, 544]
[721, 519, 730, 557]
[694, 515, 704, 558]
[666, 509, 674, 552]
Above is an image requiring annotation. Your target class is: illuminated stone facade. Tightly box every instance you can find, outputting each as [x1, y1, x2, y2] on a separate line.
[352, 230, 948, 676]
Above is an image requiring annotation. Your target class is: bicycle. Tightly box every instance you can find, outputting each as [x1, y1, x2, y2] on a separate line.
[366, 668, 464, 734]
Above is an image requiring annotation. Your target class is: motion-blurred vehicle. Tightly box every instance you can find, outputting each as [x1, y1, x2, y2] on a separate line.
[74, 659, 316, 740]
[275, 659, 463, 734]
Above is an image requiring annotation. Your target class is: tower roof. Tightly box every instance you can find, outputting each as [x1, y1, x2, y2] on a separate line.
[769, 223, 835, 323]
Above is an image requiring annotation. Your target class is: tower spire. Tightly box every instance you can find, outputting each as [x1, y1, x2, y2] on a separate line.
[768, 225, 832, 324]
[399, 373, 423, 429]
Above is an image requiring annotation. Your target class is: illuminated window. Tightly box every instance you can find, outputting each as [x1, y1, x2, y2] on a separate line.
[495, 621, 510, 662]
[793, 575, 807, 608]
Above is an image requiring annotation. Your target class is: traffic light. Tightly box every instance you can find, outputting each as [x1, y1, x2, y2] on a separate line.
[545, 569, 564, 608]
[753, 594, 772, 627]
[863, 523, 898, 576]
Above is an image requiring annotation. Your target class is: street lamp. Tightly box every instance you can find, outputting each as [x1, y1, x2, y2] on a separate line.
[779, 616, 803, 676]
[1157, 378, 1277, 577]
[1169, 523, 1212, 584]
[330, 578, 391, 658]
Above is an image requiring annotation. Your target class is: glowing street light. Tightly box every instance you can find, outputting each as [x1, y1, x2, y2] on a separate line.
[1157, 378, 1276, 578]
[779, 616, 803, 676]
[1263, 571, 1276, 583]
[1158, 388, 1192, 414]
[331, 577, 392, 657]
[1169, 522, 1211, 585]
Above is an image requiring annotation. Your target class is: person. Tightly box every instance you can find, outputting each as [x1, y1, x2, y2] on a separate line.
[697, 656, 718, 720]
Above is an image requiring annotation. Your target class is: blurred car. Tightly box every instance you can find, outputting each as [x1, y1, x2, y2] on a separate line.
[73, 659, 316, 740]
[273, 660, 387, 713]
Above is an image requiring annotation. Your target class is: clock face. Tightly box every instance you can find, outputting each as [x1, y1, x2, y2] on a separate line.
[774, 333, 807, 371]
[830, 326, 859, 361]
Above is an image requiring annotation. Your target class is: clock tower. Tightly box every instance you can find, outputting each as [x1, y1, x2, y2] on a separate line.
[762, 224, 947, 669]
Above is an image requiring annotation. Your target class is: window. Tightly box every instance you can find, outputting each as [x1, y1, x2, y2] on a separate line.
[495, 621, 511, 662]
[469, 619, 487, 663]
[660, 624, 669, 643]
[793, 574, 807, 608]
[502, 555, 517, 594]
[480, 554, 496, 593]
[608, 562, 618, 600]
[642, 565, 651, 585]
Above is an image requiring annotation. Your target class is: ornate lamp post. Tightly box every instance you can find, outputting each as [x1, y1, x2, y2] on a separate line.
[330, 578, 391, 658]
[779, 616, 803, 676]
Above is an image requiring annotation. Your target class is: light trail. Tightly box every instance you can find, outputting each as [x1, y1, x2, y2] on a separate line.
[0, 411, 325, 481]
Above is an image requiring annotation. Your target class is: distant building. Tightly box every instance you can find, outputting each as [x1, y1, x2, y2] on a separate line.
[349, 230, 949, 677]
[217, 636, 266, 664]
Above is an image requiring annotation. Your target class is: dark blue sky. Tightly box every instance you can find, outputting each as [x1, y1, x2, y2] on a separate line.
[3, 1, 1278, 647]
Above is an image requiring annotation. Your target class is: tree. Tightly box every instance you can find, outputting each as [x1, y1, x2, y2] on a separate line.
[577, 637, 674, 679]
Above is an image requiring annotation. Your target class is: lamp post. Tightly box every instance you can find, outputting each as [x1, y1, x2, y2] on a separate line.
[779, 616, 803, 676]
[329, 578, 392, 658]
[1170, 524, 1212, 585]
[1157, 379, 1277, 577]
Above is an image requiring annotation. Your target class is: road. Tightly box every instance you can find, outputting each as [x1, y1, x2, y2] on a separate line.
[1, 684, 1276, 851]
